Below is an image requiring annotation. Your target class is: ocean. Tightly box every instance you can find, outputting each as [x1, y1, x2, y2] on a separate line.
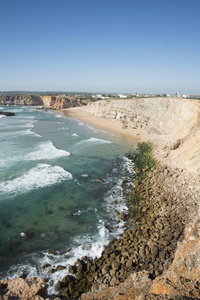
[0, 106, 136, 292]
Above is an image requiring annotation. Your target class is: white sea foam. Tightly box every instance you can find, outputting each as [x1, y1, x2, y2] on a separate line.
[71, 133, 79, 137]
[0, 115, 5, 118]
[24, 140, 70, 160]
[5, 108, 23, 113]
[0, 129, 41, 139]
[75, 137, 112, 148]
[0, 164, 72, 196]
[18, 116, 36, 119]
[5, 122, 35, 129]
[55, 113, 63, 118]
[5, 216, 109, 295]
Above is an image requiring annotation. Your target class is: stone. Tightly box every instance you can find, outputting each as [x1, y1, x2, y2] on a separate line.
[42, 263, 51, 270]
[56, 265, 66, 271]
[54, 280, 62, 291]
[0, 111, 15, 116]
[0, 277, 47, 299]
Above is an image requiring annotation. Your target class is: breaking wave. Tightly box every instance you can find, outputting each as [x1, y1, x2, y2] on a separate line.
[0, 164, 72, 196]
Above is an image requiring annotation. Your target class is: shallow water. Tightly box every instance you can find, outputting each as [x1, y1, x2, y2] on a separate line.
[0, 106, 136, 291]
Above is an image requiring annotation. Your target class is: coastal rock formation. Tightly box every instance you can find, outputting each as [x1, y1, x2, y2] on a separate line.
[150, 217, 200, 298]
[0, 111, 15, 116]
[82, 97, 200, 174]
[0, 94, 44, 106]
[40, 95, 91, 109]
[0, 277, 47, 300]
[0, 94, 92, 109]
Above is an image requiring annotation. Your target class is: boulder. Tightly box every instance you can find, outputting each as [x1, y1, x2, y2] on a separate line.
[0, 111, 15, 116]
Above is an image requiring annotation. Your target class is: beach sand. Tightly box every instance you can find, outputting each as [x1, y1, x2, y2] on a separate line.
[61, 107, 146, 142]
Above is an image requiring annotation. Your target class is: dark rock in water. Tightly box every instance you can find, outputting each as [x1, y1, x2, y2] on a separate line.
[56, 265, 66, 271]
[58, 206, 65, 211]
[42, 263, 51, 270]
[0, 111, 15, 116]
[46, 250, 56, 255]
[47, 268, 55, 274]
[45, 210, 53, 215]
[95, 178, 105, 183]
[18, 272, 27, 279]
[24, 231, 35, 239]
[65, 247, 72, 254]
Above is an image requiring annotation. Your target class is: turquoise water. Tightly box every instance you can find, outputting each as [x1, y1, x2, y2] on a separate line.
[0, 106, 136, 290]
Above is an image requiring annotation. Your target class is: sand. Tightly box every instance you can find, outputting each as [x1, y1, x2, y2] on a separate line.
[61, 107, 146, 142]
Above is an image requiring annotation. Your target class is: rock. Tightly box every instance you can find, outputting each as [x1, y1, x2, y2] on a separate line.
[0, 111, 15, 116]
[61, 274, 75, 285]
[126, 260, 133, 269]
[150, 218, 200, 298]
[68, 265, 77, 274]
[47, 268, 55, 274]
[134, 179, 139, 187]
[118, 212, 125, 221]
[0, 277, 47, 300]
[24, 231, 35, 239]
[65, 247, 72, 253]
[54, 280, 62, 291]
[42, 263, 51, 270]
[56, 265, 66, 271]
[110, 276, 119, 286]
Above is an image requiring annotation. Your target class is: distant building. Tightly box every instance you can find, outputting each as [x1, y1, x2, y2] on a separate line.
[118, 94, 128, 98]
[92, 94, 110, 99]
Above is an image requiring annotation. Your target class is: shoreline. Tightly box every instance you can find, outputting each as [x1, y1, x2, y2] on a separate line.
[0, 105, 200, 299]
[61, 107, 147, 142]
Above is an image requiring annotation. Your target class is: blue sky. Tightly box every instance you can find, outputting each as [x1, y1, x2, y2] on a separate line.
[0, 0, 200, 94]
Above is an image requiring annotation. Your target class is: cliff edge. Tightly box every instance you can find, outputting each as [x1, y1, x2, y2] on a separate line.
[82, 97, 200, 175]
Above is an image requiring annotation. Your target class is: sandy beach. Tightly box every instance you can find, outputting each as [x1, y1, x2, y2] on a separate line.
[61, 107, 146, 142]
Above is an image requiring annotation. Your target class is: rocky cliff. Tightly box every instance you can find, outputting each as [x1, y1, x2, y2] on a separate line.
[0, 94, 44, 106]
[40, 95, 91, 109]
[83, 97, 200, 174]
[0, 94, 91, 109]
[77, 97, 200, 299]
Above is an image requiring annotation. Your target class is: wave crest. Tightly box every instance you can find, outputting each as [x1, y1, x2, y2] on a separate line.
[0, 164, 72, 196]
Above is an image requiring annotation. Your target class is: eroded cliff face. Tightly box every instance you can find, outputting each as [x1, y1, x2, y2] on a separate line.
[0, 95, 44, 106]
[0, 94, 91, 109]
[40, 95, 91, 109]
[83, 98, 200, 174]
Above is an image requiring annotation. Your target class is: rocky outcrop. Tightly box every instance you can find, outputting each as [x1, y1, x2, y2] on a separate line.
[0, 111, 15, 116]
[0, 277, 47, 300]
[82, 98, 200, 174]
[0, 94, 92, 109]
[0, 95, 44, 106]
[40, 95, 91, 109]
[150, 217, 200, 298]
